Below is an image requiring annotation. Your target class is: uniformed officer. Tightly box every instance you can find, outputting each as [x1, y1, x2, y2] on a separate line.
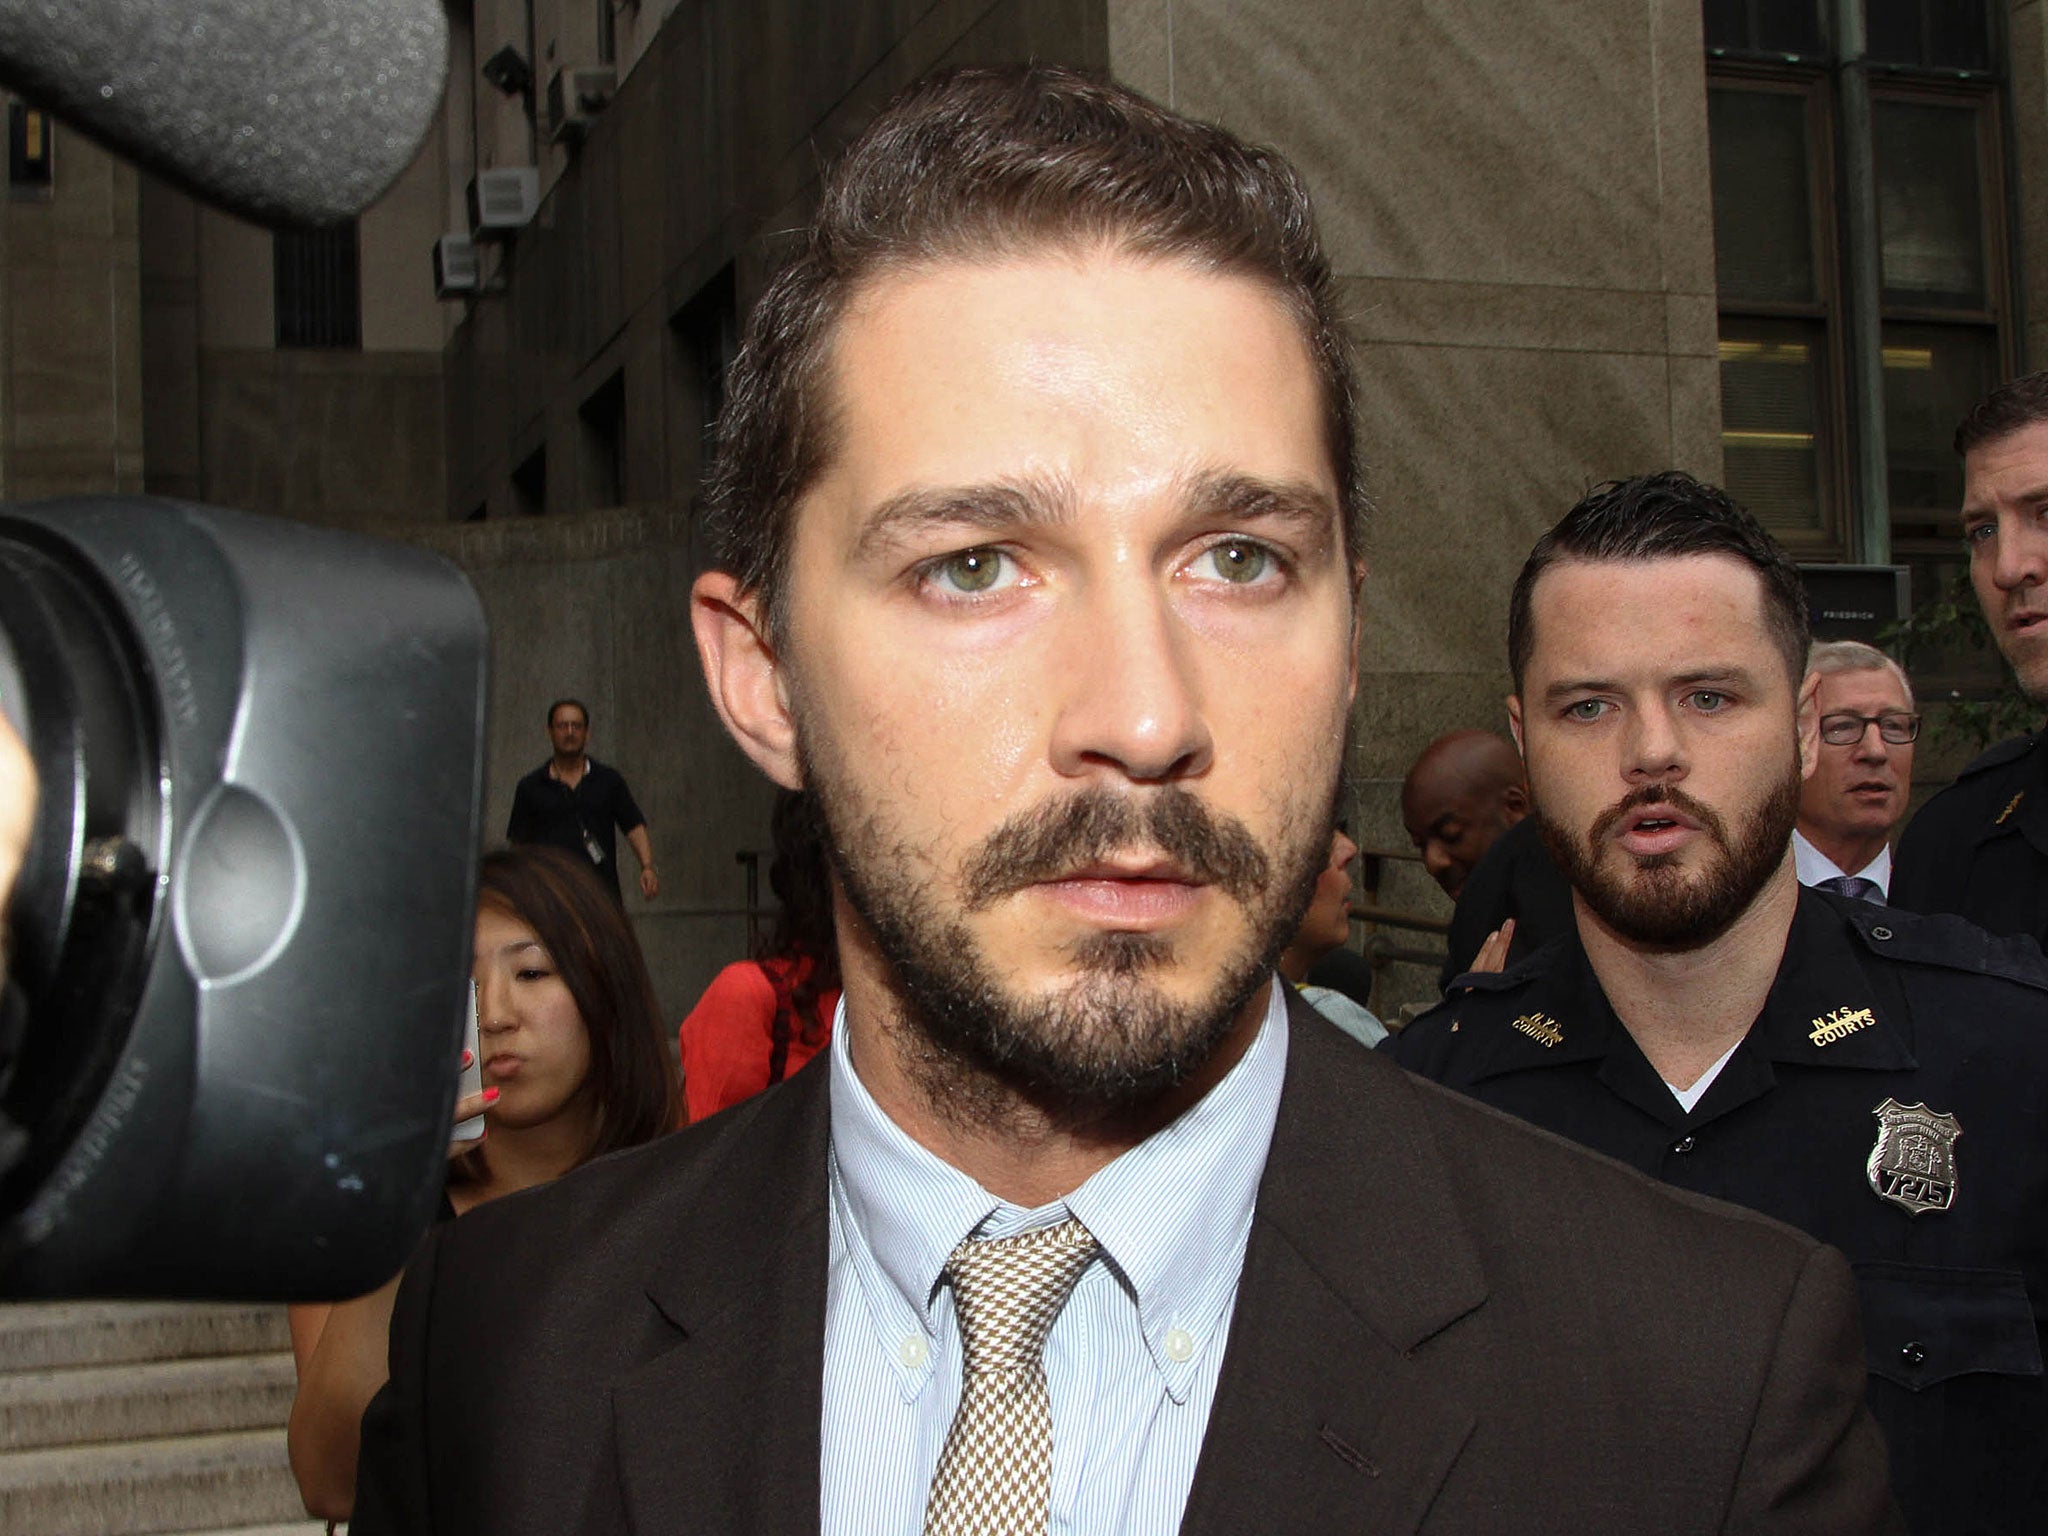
[1385, 470, 2048, 1536]
[1892, 371, 2048, 947]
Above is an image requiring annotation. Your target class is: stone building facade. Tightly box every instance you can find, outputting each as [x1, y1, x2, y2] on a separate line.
[3, 0, 2038, 1015]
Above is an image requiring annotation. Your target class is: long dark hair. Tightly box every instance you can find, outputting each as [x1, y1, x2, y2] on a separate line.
[459, 846, 675, 1180]
[757, 789, 839, 1083]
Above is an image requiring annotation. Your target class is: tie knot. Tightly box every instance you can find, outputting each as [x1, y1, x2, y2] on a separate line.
[944, 1217, 1098, 1374]
[1820, 874, 1881, 904]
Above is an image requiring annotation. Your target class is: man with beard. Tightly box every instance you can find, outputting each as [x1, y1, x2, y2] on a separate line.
[1893, 371, 2048, 946]
[352, 72, 1897, 1536]
[1386, 470, 2048, 1536]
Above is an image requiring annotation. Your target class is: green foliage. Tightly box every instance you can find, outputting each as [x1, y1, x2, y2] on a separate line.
[1880, 570, 2038, 753]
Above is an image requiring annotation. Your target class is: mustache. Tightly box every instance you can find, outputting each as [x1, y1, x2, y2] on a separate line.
[959, 787, 1271, 909]
[1587, 783, 1730, 847]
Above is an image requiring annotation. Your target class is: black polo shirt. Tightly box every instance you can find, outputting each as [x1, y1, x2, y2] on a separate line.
[505, 757, 646, 898]
[1892, 729, 2048, 951]
[1386, 888, 2048, 1536]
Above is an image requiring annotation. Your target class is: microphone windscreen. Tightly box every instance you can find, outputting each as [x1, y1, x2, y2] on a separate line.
[0, 0, 448, 227]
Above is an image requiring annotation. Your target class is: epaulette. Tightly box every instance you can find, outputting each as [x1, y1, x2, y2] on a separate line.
[1841, 900, 2048, 993]
[1442, 933, 1570, 995]
[1955, 731, 2041, 779]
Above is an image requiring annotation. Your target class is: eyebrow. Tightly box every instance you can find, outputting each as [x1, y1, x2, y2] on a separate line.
[849, 468, 1341, 561]
[852, 474, 1078, 561]
[1963, 482, 2048, 521]
[1540, 667, 1758, 705]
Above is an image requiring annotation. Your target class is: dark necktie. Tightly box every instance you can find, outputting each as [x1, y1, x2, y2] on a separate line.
[1819, 874, 1882, 904]
[922, 1217, 1098, 1536]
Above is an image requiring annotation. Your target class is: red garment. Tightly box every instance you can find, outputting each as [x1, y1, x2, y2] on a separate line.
[678, 957, 838, 1123]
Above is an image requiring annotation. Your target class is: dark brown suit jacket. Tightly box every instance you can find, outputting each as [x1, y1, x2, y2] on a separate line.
[352, 997, 1900, 1534]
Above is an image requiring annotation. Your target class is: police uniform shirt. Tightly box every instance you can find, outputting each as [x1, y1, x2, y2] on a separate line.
[1892, 729, 2048, 950]
[1383, 887, 2048, 1536]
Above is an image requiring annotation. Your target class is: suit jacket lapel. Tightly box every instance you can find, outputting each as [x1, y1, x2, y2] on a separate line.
[1180, 998, 1486, 1536]
[610, 1057, 834, 1535]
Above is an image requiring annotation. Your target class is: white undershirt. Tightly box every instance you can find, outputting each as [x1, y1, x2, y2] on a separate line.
[1666, 1036, 1744, 1114]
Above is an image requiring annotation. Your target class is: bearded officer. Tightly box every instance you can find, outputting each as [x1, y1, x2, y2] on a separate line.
[1384, 470, 2048, 1536]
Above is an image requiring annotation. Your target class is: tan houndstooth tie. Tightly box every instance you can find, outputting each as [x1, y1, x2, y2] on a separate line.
[922, 1217, 1099, 1536]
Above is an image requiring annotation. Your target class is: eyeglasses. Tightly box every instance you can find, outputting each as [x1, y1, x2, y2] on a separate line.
[1819, 711, 1920, 747]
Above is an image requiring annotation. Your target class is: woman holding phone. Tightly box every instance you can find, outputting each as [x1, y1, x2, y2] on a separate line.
[286, 845, 676, 1523]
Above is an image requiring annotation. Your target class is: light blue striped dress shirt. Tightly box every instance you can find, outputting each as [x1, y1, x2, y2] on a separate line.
[819, 980, 1289, 1536]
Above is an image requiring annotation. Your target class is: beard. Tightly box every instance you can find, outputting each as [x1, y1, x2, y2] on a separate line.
[1535, 755, 1802, 951]
[801, 738, 1332, 1120]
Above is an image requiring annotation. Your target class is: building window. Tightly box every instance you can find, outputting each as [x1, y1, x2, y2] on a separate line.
[512, 444, 547, 517]
[1705, 2, 2008, 611]
[579, 370, 626, 509]
[670, 265, 738, 489]
[1709, 78, 1838, 551]
[8, 103, 53, 196]
[274, 222, 361, 349]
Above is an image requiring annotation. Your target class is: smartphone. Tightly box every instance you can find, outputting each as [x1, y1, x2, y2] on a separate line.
[451, 979, 485, 1143]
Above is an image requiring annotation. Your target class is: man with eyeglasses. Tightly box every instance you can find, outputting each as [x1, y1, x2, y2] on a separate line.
[1892, 371, 2048, 948]
[1794, 641, 1917, 903]
[1386, 471, 2048, 1536]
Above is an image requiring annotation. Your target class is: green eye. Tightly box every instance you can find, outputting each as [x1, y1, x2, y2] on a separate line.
[937, 549, 1005, 593]
[1207, 540, 1270, 583]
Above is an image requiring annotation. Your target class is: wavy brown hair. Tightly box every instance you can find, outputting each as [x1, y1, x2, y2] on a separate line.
[457, 846, 675, 1180]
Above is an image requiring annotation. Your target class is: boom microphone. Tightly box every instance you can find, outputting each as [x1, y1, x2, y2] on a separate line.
[0, 0, 448, 227]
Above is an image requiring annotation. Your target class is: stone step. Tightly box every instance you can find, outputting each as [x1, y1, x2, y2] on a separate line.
[0, 1429, 307, 1536]
[161, 1526, 330, 1536]
[0, 1304, 290, 1373]
[0, 1352, 299, 1451]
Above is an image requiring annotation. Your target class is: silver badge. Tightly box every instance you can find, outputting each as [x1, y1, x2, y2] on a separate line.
[1867, 1099, 1961, 1216]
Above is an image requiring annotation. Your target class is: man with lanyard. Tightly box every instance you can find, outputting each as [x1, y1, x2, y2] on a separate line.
[1386, 470, 2048, 1536]
[506, 698, 659, 902]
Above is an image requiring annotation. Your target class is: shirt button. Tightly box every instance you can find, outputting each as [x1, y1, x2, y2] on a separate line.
[1899, 1340, 1927, 1368]
[898, 1335, 929, 1369]
[1163, 1328, 1195, 1363]
[1671, 1136, 1696, 1154]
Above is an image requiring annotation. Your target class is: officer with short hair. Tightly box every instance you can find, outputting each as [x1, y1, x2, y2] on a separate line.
[1385, 471, 2048, 1536]
[1892, 371, 2048, 948]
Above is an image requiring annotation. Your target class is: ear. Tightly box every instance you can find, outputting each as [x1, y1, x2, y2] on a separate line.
[690, 571, 804, 790]
[1501, 780, 1529, 818]
[1796, 669, 1820, 782]
[1505, 693, 1525, 757]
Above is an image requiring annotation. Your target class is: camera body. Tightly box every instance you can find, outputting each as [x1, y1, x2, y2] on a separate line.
[0, 498, 487, 1298]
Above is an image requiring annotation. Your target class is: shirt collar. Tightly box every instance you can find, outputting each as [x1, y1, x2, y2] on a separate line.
[1792, 829, 1891, 893]
[828, 979, 1289, 1396]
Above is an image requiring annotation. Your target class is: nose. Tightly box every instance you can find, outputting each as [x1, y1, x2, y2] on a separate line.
[1047, 577, 1213, 784]
[1623, 697, 1687, 784]
[475, 969, 513, 1035]
[1992, 514, 2048, 592]
[1422, 841, 1458, 889]
[1851, 726, 1889, 765]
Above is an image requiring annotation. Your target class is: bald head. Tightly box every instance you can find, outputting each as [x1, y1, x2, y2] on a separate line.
[1401, 730, 1529, 898]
